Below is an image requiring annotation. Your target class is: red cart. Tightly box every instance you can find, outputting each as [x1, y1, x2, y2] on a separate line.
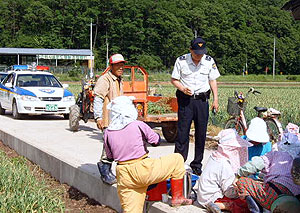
[103, 65, 178, 142]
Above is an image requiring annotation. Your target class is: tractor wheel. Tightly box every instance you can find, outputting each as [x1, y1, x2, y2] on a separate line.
[69, 105, 81, 131]
[162, 122, 178, 143]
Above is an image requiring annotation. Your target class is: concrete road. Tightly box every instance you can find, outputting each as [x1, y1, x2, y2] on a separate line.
[0, 112, 212, 212]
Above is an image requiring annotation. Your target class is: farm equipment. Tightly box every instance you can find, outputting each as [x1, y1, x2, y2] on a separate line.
[69, 78, 96, 131]
[69, 65, 179, 143]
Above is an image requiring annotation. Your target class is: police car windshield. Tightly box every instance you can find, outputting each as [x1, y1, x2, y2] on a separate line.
[0, 73, 8, 82]
[16, 74, 62, 87]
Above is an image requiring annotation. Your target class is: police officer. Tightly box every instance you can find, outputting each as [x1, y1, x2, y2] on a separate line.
[171, 37, 220, 176]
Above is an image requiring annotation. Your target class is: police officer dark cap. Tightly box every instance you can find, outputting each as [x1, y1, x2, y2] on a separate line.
[190, 37, 207, 55]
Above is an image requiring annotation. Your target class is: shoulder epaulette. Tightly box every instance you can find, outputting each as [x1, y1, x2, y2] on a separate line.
[205, 55, 211, 61]
[179, 55, 186, 60]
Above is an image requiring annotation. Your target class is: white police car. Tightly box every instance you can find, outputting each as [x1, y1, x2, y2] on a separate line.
[0, 72, 8, 82]
[0, 65, 75, 119]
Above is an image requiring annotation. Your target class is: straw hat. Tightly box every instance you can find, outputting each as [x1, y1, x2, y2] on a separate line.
[246, 117, 269, 143]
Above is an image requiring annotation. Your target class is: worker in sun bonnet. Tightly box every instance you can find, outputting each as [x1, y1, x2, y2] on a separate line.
[103, 96, 192, 212]
[93, 53, 126, 185]
[234, 131, 300, 212]
[171, 37, 220, 176]
[196, 129, 250, 213]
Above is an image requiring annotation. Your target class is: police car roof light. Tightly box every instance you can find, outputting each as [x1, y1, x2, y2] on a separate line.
[36, 65, 50, 71]
[12, 65, 29, 70]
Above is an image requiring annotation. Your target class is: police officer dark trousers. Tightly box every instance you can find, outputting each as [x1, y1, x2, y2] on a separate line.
[175, 90, 210, 173]
[171, 37, 220, 176]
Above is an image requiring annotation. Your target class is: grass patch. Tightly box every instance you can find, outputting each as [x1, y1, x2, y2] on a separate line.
[0, 151, 64, 212]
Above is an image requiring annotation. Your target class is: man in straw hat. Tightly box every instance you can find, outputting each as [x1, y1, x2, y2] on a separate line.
[94, 53, 126, 185]
[103, 96, 192, 212]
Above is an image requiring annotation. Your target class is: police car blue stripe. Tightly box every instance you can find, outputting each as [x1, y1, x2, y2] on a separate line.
[14, 87, 36, 96]
[63, 89, 73, 97]
[0, 86, 36, 96]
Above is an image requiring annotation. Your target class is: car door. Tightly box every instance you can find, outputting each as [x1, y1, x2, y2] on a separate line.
[1, 73, 15, 109]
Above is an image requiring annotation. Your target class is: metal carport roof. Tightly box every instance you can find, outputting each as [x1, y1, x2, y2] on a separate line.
[0, 48, 93, 56]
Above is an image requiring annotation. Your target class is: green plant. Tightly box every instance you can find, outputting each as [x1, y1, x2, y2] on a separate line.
[147, 99, 173, 114]
[136, 54, 164, 71]
[286, 75, 297, 81]
[0, 151, 64, 212]
[68, 65, 81, 78]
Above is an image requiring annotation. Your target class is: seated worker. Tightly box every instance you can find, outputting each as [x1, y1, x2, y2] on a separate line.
[285, 123, 300, 138]
[283, 123, 300, 186]
[234, 132, 300, 212]
[245, 118, 272, 161]
[292, 156, 300, 185]
[242, 117, 272, 180]
[103, 96, 192, 213]
[196, 129, 251, 213]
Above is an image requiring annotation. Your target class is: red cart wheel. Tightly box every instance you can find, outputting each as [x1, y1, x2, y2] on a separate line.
[162, 122, 178, 143]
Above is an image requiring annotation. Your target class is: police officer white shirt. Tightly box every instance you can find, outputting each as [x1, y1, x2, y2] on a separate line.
[171, 53, 220, 94]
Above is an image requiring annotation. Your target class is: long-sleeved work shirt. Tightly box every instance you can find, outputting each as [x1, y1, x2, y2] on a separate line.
[238, 151, 300, 196]
[93, 71, 123, 127]
[103, 120, 160, 162]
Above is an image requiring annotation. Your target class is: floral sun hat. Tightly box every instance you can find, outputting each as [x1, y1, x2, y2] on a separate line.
[285, 123, 300, 140]
[277, 132, 300, 159]
[212, 129, 252, 173]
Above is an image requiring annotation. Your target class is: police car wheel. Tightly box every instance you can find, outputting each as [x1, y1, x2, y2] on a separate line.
[12, 101, 22, 119]
[0, 103, 5, 115]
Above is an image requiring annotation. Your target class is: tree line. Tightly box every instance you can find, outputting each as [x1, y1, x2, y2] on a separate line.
[0, 0, 299, 75]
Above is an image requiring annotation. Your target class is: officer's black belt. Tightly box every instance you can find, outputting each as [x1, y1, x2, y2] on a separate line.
[177, 89, 211, 101]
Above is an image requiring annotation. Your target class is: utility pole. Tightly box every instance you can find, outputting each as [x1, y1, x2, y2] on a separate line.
[194, 30, 197, 38]
[106, 31, 109, 68]
[90, 19, 94, 79]
[273, 37, 276, 80]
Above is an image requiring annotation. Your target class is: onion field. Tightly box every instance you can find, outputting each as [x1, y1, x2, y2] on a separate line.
[67, 82, 300, 128]
[152, 83, 300, 128]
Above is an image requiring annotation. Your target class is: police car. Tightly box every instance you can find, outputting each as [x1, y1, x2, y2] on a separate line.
[0, 65, 75, 119]
[0, 71, 8, 82]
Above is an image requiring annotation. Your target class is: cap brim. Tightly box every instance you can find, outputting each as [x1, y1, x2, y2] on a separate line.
[111, 60, 127, 64]
[193, 48, 207, 55]
[246, 132, 269, 143]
